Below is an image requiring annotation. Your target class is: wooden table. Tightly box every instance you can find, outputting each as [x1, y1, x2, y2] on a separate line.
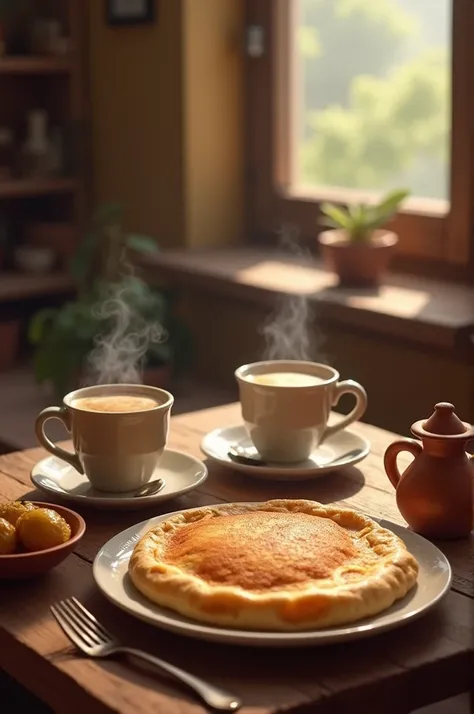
[0, 403, 472, 714]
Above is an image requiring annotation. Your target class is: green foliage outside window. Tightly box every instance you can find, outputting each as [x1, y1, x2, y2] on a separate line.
[299, 0, 450, 199]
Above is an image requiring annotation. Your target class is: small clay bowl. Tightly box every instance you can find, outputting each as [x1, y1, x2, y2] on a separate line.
[0, 501, 86, 579]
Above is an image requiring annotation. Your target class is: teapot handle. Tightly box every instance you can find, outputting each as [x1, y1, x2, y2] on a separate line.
[384, 439, 422, 489]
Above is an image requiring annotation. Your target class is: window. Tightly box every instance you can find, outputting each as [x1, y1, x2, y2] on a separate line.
[294, 0, 451, 201]
[246, 0, 474, 275]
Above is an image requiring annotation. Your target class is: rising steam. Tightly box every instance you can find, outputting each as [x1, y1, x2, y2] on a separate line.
[260, 224, 326, 362]
[86, 279, 167, 385]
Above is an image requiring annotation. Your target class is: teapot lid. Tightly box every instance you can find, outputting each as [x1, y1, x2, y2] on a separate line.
[412, 402, 473, 439]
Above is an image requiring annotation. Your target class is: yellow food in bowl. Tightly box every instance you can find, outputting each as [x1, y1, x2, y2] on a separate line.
[17, 508, 72, 552]
[0, 517, 18, 554]
[0, 500, 36, 527]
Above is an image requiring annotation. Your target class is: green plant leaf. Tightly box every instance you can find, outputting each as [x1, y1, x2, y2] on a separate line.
[93, 203, 123, 227]
[69, 229, 98, 284]
[348, 203, 361, 223]
[377, 188, 410, 214]
[319, 202, 352, 230]
[28, 308, 58, 345]
[372, 189, 410, 226]
[33, 344, 55, 385]
[363, 213, 393, 232]
[349, 203, 371, 230]
[318, 216, 341, 229]
[126, 234, 159, 254]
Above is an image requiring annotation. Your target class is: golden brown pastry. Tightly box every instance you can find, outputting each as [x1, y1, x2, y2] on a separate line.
[129, 499, 419, 631]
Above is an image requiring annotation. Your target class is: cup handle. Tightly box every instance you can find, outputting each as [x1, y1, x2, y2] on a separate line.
[384, 439, 422, 489]
[321, 379, 368, 443]
[35, 406, 84, 474]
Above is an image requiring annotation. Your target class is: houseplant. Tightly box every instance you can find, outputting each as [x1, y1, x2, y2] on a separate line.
[317, 188, 410, 287]
[28, 204, 193, 397]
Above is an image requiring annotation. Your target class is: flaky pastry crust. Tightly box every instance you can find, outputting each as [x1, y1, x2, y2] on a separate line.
[128, 499, 419, 631]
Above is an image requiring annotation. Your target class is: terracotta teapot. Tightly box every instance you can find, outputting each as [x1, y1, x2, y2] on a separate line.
[384, 402, 474, 539]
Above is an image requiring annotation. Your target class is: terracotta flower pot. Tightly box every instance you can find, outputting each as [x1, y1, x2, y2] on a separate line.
[318, 229, 398, 288]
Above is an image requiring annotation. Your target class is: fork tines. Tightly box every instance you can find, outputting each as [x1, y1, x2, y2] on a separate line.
[51, 597, 113, 652]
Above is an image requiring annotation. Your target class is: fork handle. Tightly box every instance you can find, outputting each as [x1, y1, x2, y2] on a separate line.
[118, 646, 241, 711]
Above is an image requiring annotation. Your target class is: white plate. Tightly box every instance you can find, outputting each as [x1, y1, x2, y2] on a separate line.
[200, 424, 370, 481]
[93, 505, 452, 647]
[31, 449, 208, 511]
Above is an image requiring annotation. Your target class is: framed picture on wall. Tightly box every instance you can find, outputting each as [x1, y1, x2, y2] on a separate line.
[107, 0, 155, 26]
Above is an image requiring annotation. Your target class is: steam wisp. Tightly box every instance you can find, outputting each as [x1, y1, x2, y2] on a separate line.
[261, 294, 318, 361]
[86, 279, 167, 385]
[260, 224, 326, 363]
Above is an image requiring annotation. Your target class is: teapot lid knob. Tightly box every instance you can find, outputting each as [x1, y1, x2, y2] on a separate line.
[423, 402, 467, 435]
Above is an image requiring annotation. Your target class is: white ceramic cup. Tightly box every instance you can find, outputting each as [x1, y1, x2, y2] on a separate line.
[35, 384, 174, 493]
[235, 360, 368, 463]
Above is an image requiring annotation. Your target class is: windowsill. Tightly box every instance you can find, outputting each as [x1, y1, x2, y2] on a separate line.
[286, 185, 449, 219]
[138, 246, 474, 352]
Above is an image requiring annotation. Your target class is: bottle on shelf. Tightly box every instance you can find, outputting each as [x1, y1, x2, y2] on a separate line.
[18, 109, 58, 179]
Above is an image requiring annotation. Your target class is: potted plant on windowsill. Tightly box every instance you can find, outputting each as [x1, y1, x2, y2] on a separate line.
[317, 188, 410, 287]
[28, 204, 194, 398]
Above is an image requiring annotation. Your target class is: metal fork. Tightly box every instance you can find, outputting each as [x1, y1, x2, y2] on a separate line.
[51, 597, 241, 711]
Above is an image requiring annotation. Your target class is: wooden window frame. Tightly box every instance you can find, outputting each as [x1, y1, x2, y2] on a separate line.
[245, 0, 474, 280]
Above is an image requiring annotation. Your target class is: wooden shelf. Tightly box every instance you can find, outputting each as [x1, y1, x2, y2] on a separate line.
[0, 272, 74, 302]
[0, 2, 88, 306]
[0, 56, 71, 75]
[0, 178, 78, 199]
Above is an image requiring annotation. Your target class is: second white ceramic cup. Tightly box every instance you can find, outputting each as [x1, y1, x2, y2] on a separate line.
[235, 360, 367, 463]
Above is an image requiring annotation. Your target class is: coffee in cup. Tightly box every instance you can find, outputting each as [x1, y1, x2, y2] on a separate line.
[35, 384, 174, 492]
[71, 394, 159, 413]
[235, 360, 367, 463]
[246, 372, 325, 388]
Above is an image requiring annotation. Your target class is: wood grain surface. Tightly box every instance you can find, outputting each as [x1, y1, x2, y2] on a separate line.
[0, 403, 472, 714]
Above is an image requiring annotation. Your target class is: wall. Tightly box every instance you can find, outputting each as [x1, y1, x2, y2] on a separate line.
[88, 0, 244, 248]
[183, 0, 244, 247]
[88, 1, 185, 246]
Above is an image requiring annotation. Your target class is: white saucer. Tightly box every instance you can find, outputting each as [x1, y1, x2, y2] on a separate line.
[93, 505, 452, 648]
[200, 424, 370, 481]
[30, 449, 208, 511]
